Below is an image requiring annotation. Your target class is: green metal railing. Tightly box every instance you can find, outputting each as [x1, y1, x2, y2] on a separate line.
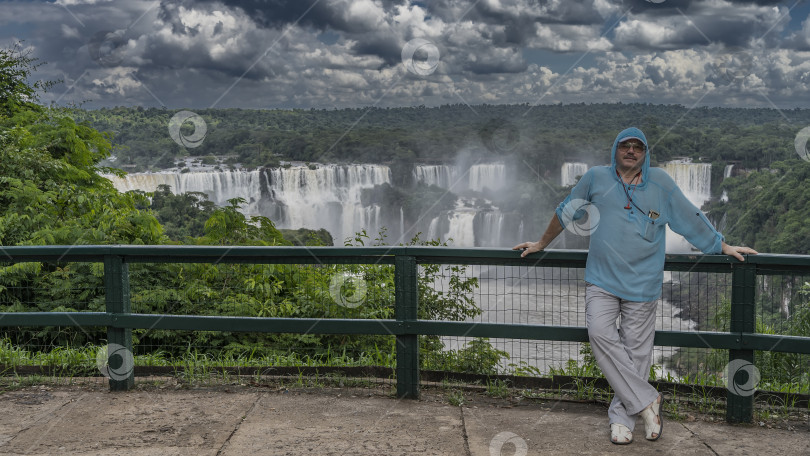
[2, 245, 810, 423]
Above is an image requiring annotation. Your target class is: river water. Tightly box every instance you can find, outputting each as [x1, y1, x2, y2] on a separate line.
[438, 266, 695, 379]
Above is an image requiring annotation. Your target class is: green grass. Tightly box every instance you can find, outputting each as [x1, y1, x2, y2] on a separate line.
[2, 338, 808, 423]
[446, 390, 465, 406]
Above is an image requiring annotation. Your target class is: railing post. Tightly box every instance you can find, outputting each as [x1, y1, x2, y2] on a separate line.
[727, 262, 756, 423]
[395, 255, 419, 399]
[104, 254, 134, 391]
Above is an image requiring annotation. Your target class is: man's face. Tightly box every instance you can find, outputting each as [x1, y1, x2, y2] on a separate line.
[616, 139, 646, 174]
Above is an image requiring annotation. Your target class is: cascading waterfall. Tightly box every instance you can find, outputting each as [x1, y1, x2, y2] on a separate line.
[413, 163, 506, 193]
[468, 163, 506, 192]
[517, 220, 524, 243]
[661, 159, 712, 252]
[105, 170, 264, 214]
[561, 162, 588, 186]
[721, 164, 735, 202]
[413, 163, 511, 246]
[413, 165, 459, 189]
[427, 217, 441, 242]
[444, 200, 477, 246]
[264, 164, 391, 243]
[475, 211, 504, 247]
[662, 159, 712, 205]
[400, 207, 405, 240]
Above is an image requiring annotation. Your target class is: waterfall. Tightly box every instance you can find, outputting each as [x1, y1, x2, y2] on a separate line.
[400, 207, 405, 240]
[475, 211, 504, 247]
[104, 170, 264, 214]
[468, 163, 506, 192]
[561, 162, 588, 187]
[445, 200, 477, 246]
[721, 164, 735, 202]
[662, 159, 711, 206]
[427, 216, 441, 241]
[107, 165, 391, 243]
[265, 164, 391, 243]
[413, 163, 506, 193]
[662, 159, 712, 253]
[108, 162, 523, 247]
[517, 220, 524, 243]
[413, 165, 459, 189]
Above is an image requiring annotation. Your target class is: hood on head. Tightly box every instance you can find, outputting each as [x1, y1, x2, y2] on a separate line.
[611, 127, 650, 187]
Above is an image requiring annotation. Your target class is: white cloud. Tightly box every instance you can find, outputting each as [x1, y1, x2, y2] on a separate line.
[61, 25, 81, 40]
[90, 67, 141, 96]
[614, 0, 790, 50]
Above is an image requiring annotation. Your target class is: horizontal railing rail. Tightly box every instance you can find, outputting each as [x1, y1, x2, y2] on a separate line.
[1, 245, 809, 424]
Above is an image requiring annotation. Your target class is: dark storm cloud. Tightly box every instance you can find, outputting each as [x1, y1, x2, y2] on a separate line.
[351, 34, 402, 66]
[191, 0, 386, 33]
[425, 0, 606, 25]
[418, 0, 609, 48]
[620, 0, 786, 14]
[613, 0, 790, 51]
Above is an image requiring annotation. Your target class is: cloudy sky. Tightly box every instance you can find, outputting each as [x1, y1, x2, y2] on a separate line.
[3, 0, 810, 110]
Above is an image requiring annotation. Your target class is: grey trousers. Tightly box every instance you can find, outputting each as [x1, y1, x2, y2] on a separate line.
[585, 283, 660, 430]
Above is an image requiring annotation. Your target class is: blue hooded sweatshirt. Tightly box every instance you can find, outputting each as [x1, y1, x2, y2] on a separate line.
[554, 127, 724, 301]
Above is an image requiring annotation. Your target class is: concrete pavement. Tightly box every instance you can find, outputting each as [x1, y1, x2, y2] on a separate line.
[0, 383, 807, 455]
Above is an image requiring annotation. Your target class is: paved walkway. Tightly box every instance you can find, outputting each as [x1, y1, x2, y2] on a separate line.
[0, 384, 807, 455]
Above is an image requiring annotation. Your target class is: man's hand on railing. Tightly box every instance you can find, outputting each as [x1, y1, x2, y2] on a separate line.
[512, 241, 545, 258]
[513, 216, 563, 257]
[722, 242, 759, 262]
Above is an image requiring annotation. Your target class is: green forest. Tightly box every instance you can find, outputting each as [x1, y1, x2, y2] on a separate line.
[1, 45, 808, 393]
[79, 99, 804, 181]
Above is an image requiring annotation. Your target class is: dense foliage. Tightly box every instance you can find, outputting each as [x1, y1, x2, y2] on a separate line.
[75, 103, 807, 183]
[706, 159, 810, 254]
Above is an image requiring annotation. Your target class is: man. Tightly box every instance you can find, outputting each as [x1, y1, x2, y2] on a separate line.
[513, 127, 757, 445]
